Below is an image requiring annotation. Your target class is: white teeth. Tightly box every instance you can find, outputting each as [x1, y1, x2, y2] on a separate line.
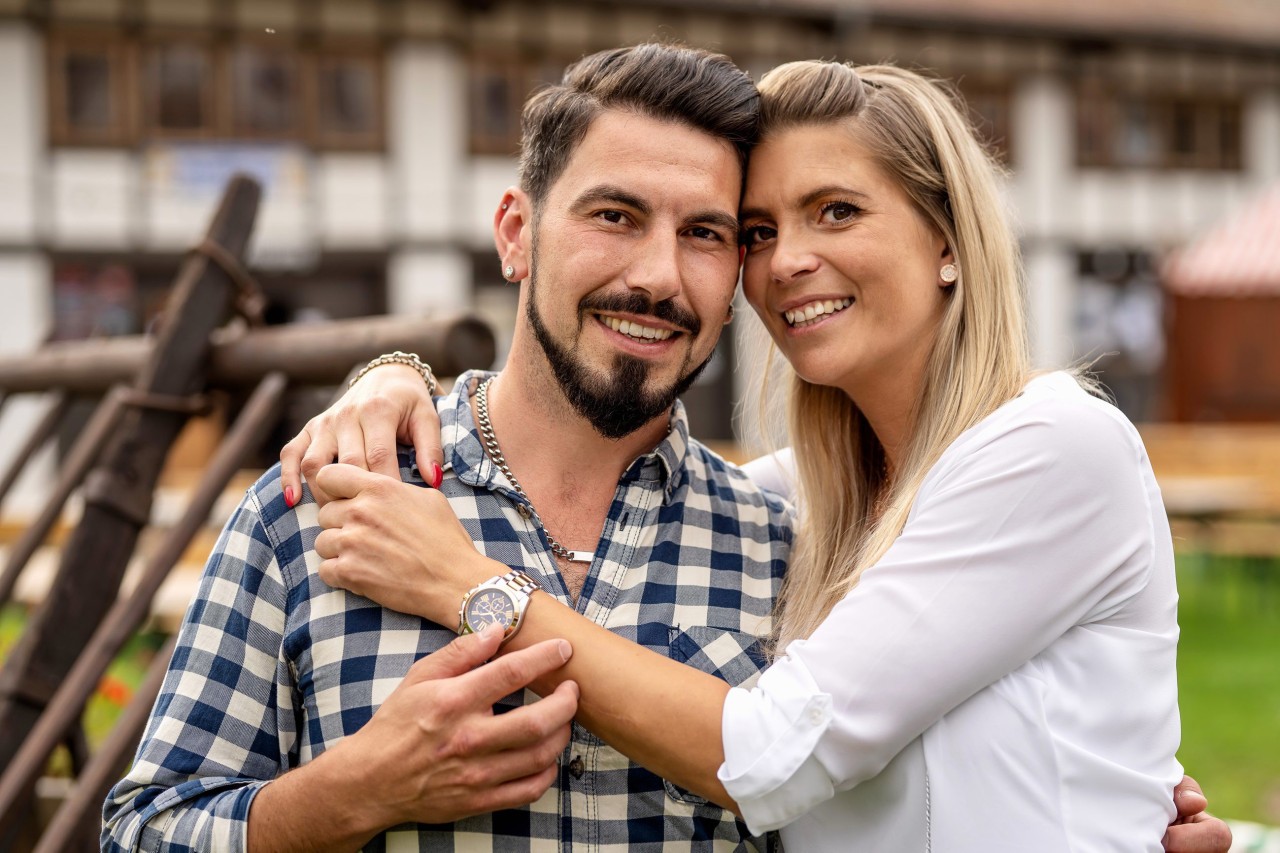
[784, 298, 853, 327]
[601, 315, 674, 341]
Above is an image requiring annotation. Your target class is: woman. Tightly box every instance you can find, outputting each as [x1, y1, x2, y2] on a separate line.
[293, 61, 1185, 850]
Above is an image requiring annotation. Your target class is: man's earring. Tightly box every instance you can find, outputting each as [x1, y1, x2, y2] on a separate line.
[726, 304, 735, 323]
[501, 203, 509, 211]
[940, 263, 959, 283]
[504, 265, 516, 280]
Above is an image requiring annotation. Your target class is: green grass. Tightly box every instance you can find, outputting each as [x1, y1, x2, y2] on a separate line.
[1176, 554, 1280, 825]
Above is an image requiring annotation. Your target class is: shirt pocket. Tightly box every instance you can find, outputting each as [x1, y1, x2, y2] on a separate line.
[664, 625, 769, 805]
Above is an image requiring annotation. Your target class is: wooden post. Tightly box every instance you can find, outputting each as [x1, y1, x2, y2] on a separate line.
[0, 174, 261, 777]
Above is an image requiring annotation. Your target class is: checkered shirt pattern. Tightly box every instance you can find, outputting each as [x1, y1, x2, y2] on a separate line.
[104, 370, 793, 852]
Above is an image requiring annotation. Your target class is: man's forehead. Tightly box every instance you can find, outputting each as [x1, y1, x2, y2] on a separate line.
[548, 109, 744, 208]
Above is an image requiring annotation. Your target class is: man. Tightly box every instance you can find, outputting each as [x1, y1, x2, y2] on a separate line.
[105, 43, 788, 852]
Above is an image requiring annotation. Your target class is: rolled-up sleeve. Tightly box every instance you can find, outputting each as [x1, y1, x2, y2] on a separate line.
[718, 657, 833, 832]
[718, 394, 1156, 834]
[103, 489, 294, 852]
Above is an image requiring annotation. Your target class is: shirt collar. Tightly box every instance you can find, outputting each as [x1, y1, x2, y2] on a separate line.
[439, 369, 690, 496]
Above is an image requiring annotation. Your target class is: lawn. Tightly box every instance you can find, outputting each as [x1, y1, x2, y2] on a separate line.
[1176, 554, 1280, 825]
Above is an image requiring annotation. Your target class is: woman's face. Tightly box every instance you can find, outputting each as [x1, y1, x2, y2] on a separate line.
[740, 121, 953, 399]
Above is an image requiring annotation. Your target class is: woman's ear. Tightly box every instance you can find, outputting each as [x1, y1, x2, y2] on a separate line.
[494, 187, 532, 282]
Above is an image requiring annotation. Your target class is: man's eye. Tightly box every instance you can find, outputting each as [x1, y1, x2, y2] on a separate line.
[599, 210, 626, 224]
[688, 226, 724, 242]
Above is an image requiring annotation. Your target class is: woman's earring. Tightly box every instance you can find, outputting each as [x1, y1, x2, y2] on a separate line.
[940, 263, 959, 284]
[504, 265, 516, 280]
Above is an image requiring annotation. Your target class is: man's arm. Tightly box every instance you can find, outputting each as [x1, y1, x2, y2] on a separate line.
[246, 628, 579, 852]
[104, 485, 577, 852]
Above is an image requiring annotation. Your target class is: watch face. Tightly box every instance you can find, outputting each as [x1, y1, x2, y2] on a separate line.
[464, 588, 516, 632]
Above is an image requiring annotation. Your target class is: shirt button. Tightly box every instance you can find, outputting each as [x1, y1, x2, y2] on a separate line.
[809, 707, 825, 725]
[567, 756, 585, 779]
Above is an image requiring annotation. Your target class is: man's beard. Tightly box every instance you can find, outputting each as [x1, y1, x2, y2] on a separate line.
[525, 274, 714, 440]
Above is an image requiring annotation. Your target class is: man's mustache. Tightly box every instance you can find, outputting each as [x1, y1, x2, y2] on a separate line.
[579, 292, 701, 337]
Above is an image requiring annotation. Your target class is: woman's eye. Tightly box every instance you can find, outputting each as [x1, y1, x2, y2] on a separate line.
[743, 225, 776, 248]
[820, 202, 861, 223]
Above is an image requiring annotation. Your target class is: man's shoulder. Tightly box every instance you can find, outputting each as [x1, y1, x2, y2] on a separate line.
[682, 438, 795, 525]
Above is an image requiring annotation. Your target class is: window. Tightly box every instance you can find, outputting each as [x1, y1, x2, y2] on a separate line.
[230, 42, 301, 138]
[49, 29, 385, 151]
[1075, 83, 1243, 171]
[48, 32, 132, 146]
[143, 39, 217, 138]
[957, 79, 1013, 164]
[469, 54, 570, 156]
[310, 49, 384, 150]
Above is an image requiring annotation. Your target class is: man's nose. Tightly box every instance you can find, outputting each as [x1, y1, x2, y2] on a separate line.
[623, 229, 682, 304]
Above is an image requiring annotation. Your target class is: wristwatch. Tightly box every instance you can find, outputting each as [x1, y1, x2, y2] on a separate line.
[457, 569, 539, 643]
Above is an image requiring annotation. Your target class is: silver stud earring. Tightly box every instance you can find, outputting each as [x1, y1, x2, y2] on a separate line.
[504, 265, 516, 280]
[940, 263, 959, 283]
[501, 203, 509, 210]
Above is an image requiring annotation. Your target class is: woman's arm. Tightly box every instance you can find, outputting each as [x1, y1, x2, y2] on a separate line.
[311, 463, 739, 810]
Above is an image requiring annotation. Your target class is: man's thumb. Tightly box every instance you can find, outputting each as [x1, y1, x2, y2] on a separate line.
[407, 625, 504, 681]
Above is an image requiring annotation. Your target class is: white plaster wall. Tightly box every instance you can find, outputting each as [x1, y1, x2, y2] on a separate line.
[1009, 74, 1072, 243]
[0, 23, 41, 244]
[391, 42, 467, 243]
[0, 253, 55, 515]
[466, 157, 519, 248]
[316, 153, 389, 250]
[48, 150, 135, 248]
[1245, 87, 1280, 187]
[1024, 244, 1077, 369]
[387, 248, 471, 315]
[1071, 171, 1252, 246]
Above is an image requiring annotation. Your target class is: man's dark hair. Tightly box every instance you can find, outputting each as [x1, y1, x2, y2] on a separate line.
[517, 43, 760, 208]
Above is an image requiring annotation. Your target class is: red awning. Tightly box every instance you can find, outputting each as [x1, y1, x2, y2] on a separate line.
[1163, 184, 1280, 297]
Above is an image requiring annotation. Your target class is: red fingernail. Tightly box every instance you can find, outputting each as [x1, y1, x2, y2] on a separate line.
[284, 486, 296, 507]
[428, 463, 444, 490]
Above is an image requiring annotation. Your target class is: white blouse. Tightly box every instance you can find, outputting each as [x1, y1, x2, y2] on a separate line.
[726, 372, 1182, 852]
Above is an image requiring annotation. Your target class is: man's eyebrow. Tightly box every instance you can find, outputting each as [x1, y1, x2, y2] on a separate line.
[684, 209, 741, 235]
[571, 185, 651, 216]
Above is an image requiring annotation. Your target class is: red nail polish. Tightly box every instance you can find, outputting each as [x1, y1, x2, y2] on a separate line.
[284, 486, 296, 507]
[429, 463, 444, 490]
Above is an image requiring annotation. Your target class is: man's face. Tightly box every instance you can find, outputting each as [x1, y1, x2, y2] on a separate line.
[522, 110, 743, 439]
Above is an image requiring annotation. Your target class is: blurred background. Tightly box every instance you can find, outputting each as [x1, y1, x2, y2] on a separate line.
[0, 0, 1276, 847]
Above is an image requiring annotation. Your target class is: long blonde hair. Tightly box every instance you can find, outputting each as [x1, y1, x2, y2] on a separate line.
[763, 62, 1033, 648]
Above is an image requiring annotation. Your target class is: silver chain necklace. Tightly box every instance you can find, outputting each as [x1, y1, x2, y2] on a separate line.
[475, 377, 594, 564]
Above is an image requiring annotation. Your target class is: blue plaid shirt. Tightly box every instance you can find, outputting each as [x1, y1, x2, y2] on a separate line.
[104, 371, 793, 852]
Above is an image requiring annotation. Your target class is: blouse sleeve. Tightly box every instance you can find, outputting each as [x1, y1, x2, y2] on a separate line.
[718, 396, 1157, 833]
[740, 449, 797, 502]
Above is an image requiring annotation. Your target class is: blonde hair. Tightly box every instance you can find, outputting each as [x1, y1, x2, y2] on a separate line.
[762, 62, 1033, 648]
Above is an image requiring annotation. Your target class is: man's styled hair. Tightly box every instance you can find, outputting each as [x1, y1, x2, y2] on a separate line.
[517, 43, 760, 208]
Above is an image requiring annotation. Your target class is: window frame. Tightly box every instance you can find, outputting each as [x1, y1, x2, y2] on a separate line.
[47, 28, 136, 147]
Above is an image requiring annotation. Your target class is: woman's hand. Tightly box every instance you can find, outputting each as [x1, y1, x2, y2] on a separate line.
[280, 363, 446, 507]
[1164, 775, 1232, 853]
[313, 464, 494, 624]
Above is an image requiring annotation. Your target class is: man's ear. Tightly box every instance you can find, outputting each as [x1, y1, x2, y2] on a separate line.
[494, 187, 532, 282]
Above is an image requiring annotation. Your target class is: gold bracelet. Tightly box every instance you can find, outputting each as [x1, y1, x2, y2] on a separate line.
[349, 351, 440, 394]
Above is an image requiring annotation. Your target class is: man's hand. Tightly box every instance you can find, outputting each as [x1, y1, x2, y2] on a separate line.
[280, 363, 445, 507]
[247, 627, 579, 852]
[314, 463, 489, 624]
[1164, 775, 1233, 853]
